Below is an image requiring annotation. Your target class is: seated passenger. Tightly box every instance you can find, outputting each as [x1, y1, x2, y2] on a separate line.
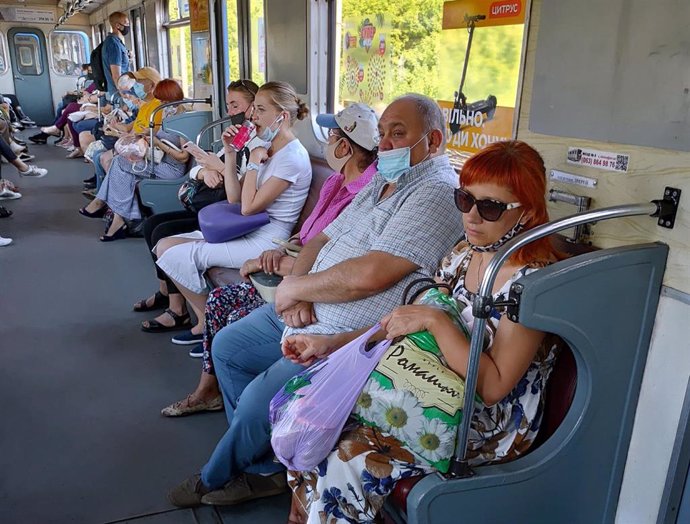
[166, 93, 462, 508]
[132, 79, 259, 316]
[285, 140, 562, 523]
[160, 102, 380, 416]
[78, 79, 187, 241]
[144, 81, 312, 333]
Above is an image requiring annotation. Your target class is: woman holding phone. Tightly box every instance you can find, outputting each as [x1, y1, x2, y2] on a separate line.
[133, 79, 259, 318]
[79, 79, 188, 241]
[148, 81, 312, 336]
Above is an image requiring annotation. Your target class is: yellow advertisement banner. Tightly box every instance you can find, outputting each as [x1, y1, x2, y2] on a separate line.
[443, 0, 525, 29]
[189, 0, 209, 32]
[438, 101, 514, 156]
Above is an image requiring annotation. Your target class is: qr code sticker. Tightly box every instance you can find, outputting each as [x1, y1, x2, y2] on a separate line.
[615, 155, 629, 172]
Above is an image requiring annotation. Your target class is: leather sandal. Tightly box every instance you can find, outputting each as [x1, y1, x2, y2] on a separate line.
[133, 291, 170, 312]
[141, 308, 191, 333]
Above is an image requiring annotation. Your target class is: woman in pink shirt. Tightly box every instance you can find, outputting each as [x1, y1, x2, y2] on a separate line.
[161, 103, 379, 417]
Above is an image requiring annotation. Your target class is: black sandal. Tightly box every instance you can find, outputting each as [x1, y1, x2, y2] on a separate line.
[0, 206, 12, 218]
[133, 291, 170, 312]
[141, 308, 191, 333]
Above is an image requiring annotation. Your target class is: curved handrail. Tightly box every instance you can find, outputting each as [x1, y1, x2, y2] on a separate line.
[448, 200, 664, 478]
[147, 97, 212, 169]
[195, 115, 235, 147]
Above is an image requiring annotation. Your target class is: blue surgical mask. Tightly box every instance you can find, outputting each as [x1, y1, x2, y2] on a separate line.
[123, 97, 136, 111]
[258, 114, 284, 142]
[132, 82, 146, 99]
[377, 133, 429, 183]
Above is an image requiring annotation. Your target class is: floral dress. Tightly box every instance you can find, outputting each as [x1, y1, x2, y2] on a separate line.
[287, 244, 559, 523]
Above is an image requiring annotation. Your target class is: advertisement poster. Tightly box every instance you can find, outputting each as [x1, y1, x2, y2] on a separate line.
[189, 0, 209, 32]
[0, 7, 55, 23]
[192, 33, 212, 98]
[439, 0, 527, 159]
[340, 14, 391, 108]
[567, 147, 630, 173]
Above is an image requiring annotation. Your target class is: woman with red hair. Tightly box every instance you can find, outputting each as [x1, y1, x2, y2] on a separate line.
[282, 140, 563, 523]
[79, 77, 190, 241]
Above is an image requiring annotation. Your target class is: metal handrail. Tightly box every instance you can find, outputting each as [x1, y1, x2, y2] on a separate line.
[147, 97, 212, 169]
[195, 115, 235, 147]
[448, 200, 665, 478]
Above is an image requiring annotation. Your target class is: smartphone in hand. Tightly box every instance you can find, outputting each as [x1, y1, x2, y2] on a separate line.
[182, 141, 209, 159]
[160, 138, 182, 152]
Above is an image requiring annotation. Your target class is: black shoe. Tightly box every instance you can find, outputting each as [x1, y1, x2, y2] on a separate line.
[83, 182, 96, 190]
[29, 133, 48, 144]
[13, 138, 26, 146]
[82, 175, 96, 184]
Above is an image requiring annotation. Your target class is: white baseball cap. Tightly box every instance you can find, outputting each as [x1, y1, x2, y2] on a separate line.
[316, 103, 379, 151]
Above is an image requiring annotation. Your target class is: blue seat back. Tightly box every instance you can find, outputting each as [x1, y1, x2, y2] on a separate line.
[389, 242, 668, 524]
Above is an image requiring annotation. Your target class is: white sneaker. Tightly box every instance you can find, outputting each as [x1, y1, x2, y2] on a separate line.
[10, 141, 26, 154]
[0, 236, 12, 246]
[19, 165, 47, 178]
[0, 188, 21, 200]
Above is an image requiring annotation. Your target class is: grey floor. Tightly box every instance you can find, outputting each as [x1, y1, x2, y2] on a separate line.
[0, 137, 290, 523]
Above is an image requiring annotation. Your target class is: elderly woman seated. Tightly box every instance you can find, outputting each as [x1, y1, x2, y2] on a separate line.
[282, 140, 564, 523]
[79, 78, 188, 241]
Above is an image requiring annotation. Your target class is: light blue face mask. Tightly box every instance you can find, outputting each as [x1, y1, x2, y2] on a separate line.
[377, 133, 429, 183]
[132, 82, 147, 99]
[122, 95, 136, 111]
[258, 114, 284, 142]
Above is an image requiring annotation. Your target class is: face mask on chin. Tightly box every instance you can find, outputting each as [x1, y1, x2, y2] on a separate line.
[466, 213, 526, 253]
[377, 133, 429, 183]
[258, 114, 284, 142]
[325, 138, 353, 173]
[230, 112, 246, 126]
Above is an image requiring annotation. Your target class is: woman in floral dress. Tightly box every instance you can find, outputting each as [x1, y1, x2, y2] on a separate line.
[282, 140, 564, 523]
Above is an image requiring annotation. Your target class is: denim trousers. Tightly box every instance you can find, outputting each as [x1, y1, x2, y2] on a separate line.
[200, 303, 304, 489]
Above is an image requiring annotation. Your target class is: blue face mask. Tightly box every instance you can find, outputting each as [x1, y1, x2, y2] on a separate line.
[122, 95, 136, 111]
[377, 133, 429, 183]
[132, 82, 147, 99]
[258, 114, 284, 142]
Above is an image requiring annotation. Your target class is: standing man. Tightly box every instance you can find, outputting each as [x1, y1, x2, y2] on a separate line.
[102, 12, 131, 97]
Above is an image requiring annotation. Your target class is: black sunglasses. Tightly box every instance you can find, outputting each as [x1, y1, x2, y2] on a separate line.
[454, 187, 522, 222]
[229, 79, 258, 96]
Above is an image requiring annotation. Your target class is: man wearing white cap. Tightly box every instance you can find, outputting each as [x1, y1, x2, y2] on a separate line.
[169, 94, 463, 508]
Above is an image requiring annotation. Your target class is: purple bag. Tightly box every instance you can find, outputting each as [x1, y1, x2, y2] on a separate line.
[269, 325, 391, 471]
[198, 201, 269, 243]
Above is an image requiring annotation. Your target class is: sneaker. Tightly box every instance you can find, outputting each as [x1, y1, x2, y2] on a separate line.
[83, 175, 97, 184]
[19, 165, 47, 178]
[172, 330, 204, 346]
[10, 142, 26, 154]
[83, 181, 96, 190]
[0, 188, 21, 200]
[200, 472, 288, 506]
[168, 474, 212, 508]
[188, 343, 203, 358]
[28, 133, 48, 145]
[18, 153, 35, 162]
[0, 236, 12, 246]
[161, 394, 223, 417]
[20, 117, 36, 126]
[41, 125, 60, 136]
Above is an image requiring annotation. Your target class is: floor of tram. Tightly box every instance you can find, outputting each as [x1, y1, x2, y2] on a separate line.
[0, 135, 290, 523]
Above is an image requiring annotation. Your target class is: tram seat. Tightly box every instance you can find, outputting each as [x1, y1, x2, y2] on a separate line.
[383, 242, 668, 524]
[205, 156, 333, 288]
[138, 110, 213, 215]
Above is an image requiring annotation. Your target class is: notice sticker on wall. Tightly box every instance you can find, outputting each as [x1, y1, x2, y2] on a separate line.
[567, 147, 630, 173]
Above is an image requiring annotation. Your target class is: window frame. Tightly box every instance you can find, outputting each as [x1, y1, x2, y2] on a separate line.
[48, 30, 90, 77]
[0, 31, 8, 75]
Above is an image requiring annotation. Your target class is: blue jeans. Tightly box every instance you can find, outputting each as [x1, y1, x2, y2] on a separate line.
[93, 148, 107, 190]
[200, 304, 303, 489]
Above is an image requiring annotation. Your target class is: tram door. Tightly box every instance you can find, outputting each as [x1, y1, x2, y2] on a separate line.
[7, 28, 54, 125]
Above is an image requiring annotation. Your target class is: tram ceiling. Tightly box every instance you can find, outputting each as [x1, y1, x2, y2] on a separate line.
[55, 0, 108, 26]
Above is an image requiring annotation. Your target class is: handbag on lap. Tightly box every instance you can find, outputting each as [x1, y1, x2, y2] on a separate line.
[197, 201, 269, 243]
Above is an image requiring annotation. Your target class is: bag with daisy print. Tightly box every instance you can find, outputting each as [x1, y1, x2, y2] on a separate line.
[352, 286, 476, 473]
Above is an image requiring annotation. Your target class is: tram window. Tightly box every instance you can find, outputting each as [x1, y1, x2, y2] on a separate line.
[13, 34, 42, 75]
[166, 0, 192, 96]
[0, 32, 8, 74]
[332, 0, 527, 161]
[224, 0, 240, 82]
[169, 25, 193, 96]
[49, 31, 90, 76]
[249, 0, 265, 85]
